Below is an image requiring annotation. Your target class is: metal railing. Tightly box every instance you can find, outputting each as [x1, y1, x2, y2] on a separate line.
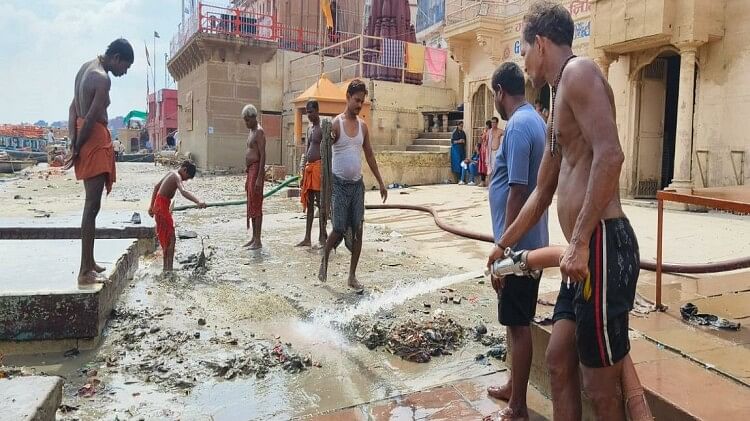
[445, 0, 529, 25]
[170, 2, 360, 57]
[288, 34, 449, 94]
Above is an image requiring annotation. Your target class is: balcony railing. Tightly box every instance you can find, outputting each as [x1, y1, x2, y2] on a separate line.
[170, 2, 358, 57]
[289, 34, 449, 94]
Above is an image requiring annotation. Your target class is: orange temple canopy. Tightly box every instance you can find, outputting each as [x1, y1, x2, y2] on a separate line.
[292, 75, 370, 145]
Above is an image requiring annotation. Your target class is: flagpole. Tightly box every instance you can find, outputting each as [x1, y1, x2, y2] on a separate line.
[154, 32, 160, 151]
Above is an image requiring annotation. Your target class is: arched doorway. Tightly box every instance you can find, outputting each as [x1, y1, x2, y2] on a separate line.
[634, 53, 681, 197]
[471, 83, 494, 148]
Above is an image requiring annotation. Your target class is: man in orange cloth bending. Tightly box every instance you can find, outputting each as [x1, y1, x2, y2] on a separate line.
[148, 161, 206, 273]
[65, 39, 133, 284]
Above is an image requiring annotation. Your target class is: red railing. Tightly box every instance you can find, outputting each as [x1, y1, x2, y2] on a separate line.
[171, 2, 356, 57]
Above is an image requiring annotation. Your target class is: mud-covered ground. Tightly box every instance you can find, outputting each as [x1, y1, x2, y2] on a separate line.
[2, 164, 523, 420]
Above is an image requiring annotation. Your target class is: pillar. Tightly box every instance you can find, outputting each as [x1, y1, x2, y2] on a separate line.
[441, 114, 449, 132]
[669, 43, 700, 191]
[593, 50, 616, 80]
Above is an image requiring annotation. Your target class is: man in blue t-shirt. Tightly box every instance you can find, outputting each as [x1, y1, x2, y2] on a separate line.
[485, 62, 549, 420]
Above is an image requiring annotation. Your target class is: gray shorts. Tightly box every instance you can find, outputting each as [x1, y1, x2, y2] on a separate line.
[331, 175, 364, 235]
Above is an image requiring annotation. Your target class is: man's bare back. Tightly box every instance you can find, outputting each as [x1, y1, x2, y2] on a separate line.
[74, 58, 111, 125]
[157, 171, 183, 200]
[245, 126, 265, 167]
[551, 57, 625, 239]
[306, 124, 322, 162]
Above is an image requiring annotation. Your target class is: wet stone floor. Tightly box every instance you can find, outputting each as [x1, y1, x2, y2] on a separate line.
[2, 173, 513, 420]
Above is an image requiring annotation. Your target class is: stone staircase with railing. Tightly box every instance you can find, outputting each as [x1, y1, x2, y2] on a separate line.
[363, 112, 463, 187]
[405, 113, 462, 153]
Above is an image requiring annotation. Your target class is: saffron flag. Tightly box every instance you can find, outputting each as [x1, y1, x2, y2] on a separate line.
[321, 0, 333, 29]
[406, 43, 425, 73]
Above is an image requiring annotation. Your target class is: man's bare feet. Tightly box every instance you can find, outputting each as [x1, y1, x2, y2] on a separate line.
[487, 384, 512, 401]
[94, 263, 106, 273]
[318, 260, 327, 282]
[295, 239, 311, 247]
[312, 241, 325, 250]
[249, 241, 262, 250]
[243, 240, 255, 248]
[483, 406, 529, 421]
[347, 277, 364, 290]
[78, 270, 104, 285]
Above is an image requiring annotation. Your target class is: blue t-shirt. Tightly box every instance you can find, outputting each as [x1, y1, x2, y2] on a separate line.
[488, 103, 549, 250]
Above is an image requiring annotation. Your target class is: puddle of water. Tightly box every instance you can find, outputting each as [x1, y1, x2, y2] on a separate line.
[192, 375, 296, 420]
[311, 270, 485, 326]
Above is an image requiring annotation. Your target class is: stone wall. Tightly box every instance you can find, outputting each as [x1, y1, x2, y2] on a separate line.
[176, 62, 210, 168]
[362, 151, 452, 189]
[692, 1, 750, 187]
[368, 80, 458, 149]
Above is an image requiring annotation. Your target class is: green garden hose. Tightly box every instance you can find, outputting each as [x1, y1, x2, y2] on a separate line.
[172, 175, 300, 211]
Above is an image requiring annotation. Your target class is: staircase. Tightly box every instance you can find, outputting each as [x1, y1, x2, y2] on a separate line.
[406, 131, 452, 153]
[405, 114, 462, 153]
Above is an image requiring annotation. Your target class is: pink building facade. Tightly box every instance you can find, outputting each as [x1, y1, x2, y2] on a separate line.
[147, 88, 178, 151]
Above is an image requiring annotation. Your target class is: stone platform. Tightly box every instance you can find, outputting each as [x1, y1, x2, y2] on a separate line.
[0, 211, 155, 355]
[0, 376, 63, 421]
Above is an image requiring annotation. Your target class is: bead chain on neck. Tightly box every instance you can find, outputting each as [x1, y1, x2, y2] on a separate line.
[549, 55, 576, 156]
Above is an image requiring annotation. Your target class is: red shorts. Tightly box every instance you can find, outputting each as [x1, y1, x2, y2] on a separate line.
[152, 193, 174, 250]
[246, 162, 263, 227]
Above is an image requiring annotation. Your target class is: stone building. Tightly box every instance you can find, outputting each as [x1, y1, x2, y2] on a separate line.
[444, 0, 748, 197]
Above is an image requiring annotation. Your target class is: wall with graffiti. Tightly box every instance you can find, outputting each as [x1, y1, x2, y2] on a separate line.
[502, 1, 592, 65]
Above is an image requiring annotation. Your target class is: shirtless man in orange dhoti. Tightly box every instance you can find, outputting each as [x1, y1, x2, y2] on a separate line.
[242, 104, 266, 250]
[65, 39, 133, 284]
[148, 161, 206, 272]
[296, 99, 327, 249]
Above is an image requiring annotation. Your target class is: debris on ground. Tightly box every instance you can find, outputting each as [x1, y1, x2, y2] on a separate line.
[178, 230, 198, 239]
[343, 314, 466, 363]
[202, 341, 313, 380]
[178, 239, 212, 274]
[533, 313, 554, 326]
[58, 404, 79, 413]
[680, 302, 741, 330]
[537, 298, 555, 307]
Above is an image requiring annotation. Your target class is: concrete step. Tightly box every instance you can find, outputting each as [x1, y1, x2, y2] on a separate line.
[0, 376, 63, 421]
[522, 287, 750, 421]
[417, 131, 452, 139]
[412, 138, 451, 147]
[406, 145, 451, 153]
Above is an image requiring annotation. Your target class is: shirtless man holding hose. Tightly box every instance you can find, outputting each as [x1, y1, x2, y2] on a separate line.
[486, 2, 652, 420]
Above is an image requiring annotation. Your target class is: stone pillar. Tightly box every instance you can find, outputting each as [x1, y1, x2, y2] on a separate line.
[593, 50, 616, 80]
[669, 43, 700, 191]
[441, 114, 449, 132]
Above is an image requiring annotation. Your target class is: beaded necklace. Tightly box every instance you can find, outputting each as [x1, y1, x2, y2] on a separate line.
[548, 54, 576, 156]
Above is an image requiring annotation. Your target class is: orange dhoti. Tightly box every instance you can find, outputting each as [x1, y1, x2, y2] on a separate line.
[74, 117, 116, 194]
[300, 160, 322, 212]
[246, 162, 264, 228]
[152, 193, 174, 250]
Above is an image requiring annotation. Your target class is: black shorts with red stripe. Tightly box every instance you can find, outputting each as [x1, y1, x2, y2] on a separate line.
[552, 218, 639, 368]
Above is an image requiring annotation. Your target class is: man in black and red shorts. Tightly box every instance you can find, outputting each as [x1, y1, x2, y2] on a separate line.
[487, 2, 653, 420]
